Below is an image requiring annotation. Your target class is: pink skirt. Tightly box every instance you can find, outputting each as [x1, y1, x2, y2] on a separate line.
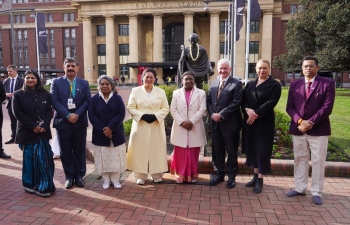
[170, 146, 200, 183]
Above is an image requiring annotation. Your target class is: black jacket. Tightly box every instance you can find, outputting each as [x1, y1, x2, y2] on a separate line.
[12, 89, 52, 145]
[88, 92, 126, 147]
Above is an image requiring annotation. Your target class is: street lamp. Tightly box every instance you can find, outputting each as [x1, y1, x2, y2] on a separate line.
[30, 12, 41, 77]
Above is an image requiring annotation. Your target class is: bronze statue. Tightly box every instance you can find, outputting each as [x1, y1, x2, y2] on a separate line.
[177, 33, 214, 89]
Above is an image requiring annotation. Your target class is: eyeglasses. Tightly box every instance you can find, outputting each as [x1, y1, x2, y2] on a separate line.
[303, 65, 316, 68]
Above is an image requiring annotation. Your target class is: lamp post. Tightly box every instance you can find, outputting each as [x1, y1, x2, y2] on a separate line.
[30, 12, 40, 77]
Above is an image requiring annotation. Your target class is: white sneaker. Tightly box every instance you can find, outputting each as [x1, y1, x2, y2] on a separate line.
[136, 179, 145, 185]
[113, 182, 122, 189]
[153, 178, 162, 183]
[102, 180, 110, 189]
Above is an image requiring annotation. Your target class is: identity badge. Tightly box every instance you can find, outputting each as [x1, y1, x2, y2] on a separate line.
[67, 98, 76, 109]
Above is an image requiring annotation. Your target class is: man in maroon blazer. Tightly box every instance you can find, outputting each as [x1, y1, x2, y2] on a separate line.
[286, 56, 335, 205]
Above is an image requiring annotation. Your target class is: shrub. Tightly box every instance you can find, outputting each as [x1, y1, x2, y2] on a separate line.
[124, 119, 132, 136]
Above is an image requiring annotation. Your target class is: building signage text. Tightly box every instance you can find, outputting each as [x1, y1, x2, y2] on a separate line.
[136, 1, 206, 9]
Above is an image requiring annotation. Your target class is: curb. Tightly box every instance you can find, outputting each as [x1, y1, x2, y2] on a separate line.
[86, 146, 350, 178]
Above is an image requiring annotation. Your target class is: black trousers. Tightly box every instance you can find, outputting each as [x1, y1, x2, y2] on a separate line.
[211, 123, 240, 178]
[7, 104, 17, 137]
[57, 127, 87, 180]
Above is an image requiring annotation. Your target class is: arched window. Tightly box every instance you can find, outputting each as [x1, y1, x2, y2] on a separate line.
[162, 23, 184, 62]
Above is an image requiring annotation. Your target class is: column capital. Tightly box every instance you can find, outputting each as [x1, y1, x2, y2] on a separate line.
[128, 14, 138, 19]
[152, 13, 163, 18]
[104, 14, 115, 19]
[209, 11, 221, 17]
[80, 15, 91, 21]
[263, 10, 274, 15]
[183, 11, 194, 17]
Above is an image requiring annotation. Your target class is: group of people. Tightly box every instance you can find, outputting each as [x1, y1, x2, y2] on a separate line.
[125, 55, 335, 206]
[0, 55, 335, 206]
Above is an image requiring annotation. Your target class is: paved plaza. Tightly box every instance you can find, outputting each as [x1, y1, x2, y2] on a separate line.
[0, 88, 350, 224]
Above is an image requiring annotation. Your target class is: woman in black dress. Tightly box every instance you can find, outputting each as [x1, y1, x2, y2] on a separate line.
[241, 59, 281, 194]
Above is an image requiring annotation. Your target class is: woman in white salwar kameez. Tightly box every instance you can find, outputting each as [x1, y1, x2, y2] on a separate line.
[88, 75, 126, 189]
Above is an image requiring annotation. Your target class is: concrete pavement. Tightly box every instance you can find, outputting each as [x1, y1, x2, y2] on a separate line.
[0, 88, 350, 224]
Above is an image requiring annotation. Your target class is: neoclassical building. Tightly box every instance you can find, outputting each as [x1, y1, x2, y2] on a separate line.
[4, 1, 346, 86]
[71, 0, 297, 84]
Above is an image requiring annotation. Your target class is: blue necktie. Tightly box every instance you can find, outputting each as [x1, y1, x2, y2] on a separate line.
[10, 79, 15, 93]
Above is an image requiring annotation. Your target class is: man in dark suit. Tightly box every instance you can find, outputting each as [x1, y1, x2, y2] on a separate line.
[286, 56, 335, 205]
[0, 80, 10, 158]
[207, 58, 243, 189]
[50, 57, 91, 189]
[3, 65, 24, 144]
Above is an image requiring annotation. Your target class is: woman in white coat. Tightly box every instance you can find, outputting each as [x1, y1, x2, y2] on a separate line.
[126, 68, 170, 185]
[170, 72, 207, 183]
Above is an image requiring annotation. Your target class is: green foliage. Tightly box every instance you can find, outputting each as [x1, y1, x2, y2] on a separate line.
[123, 119, 132, 136]
[273, 0, 350, 72]
[273, 110, 294, 159]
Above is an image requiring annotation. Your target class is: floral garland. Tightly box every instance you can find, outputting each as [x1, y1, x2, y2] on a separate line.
[189, 43, 200, 61]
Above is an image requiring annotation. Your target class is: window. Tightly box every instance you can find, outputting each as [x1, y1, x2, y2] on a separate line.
[220, 42, 225, 54]
[24, 47, 28, 58]
[294, 72, 301, 79]
[120, 65, 130, 78]
[119, 44, 129, 55]
[97, 44, 106, 56]
[18, 48, 22, 59]
[220, 21, 225, 34]
[69, 13, 74, 22]
[63, 13, 68, 22]
[49, 30, 54, 40]
[50, 47, 55, 58]
[250, 21, 260, 33]
[65, 46, 70, 57]
[21, 15, 26, 23]
[119, 24, 129, 36]
[290, 5, 297, 14]
[71, 29, 75, 39]
[96, 25, 106, 36]
[249, 41, 259, 54]
[17, 30, 22, 41]
[23, 30, 27, 40]
[48, 14, 53, 22]
[98, 64, 106, 76]
[71, 46, 76, 58]
[287, 72, 293, 79]
[64, 29, 69, 39]
[15, 15, 21, 23]
[248, 63, 257, 78]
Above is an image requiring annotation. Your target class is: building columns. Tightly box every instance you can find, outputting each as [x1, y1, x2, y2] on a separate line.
[183, 11, 194, 45]
[82, 16, 94, 83]
[105, 15, 116, 78]
[209, 11, 220, 79]
[153, 13, 163, 82]
[261, 11, 273, 62]
[129, 14, 139, 82]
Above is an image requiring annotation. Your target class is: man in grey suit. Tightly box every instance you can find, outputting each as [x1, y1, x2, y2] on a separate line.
[4, 65, 24, 144]
[286, 56, 335, 205]
[51, 57, 91, 189]
[207, 58, 243, 189]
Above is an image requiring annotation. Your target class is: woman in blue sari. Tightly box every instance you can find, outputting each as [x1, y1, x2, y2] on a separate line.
[12, 70, 55, 197]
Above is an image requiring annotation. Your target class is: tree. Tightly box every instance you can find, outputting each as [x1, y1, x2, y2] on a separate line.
[273, 0, 350, 72]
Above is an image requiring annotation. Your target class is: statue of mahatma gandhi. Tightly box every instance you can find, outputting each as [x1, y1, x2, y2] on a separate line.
[177, 33, 214, 89]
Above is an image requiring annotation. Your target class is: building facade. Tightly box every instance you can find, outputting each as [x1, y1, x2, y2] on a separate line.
[1, 0, 349, 86]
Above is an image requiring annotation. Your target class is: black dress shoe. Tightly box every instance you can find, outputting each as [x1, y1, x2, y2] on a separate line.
[65, 179, 74, 189]
[4, 137, 15, 144]
[209, 174, 225, 186]
[245, 173, 258, 187]
[253, 178, 263, 194]
[75, 177, 84, 187]
[0, 150, 11, 158]
[226, 177, 236, 189]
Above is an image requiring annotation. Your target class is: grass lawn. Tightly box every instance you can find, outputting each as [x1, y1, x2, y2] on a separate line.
[276, 88, 350, 155]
